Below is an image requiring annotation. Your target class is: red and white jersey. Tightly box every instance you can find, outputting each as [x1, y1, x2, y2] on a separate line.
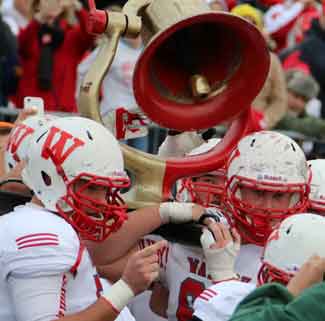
[193, 281, 256, 321]
[0, 203, 133, 321]
[264, 1, 304, 50]
[137, 236, 262, 321]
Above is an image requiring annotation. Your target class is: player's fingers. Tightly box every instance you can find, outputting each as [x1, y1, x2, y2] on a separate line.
[138, 240, 167, 258]
[148, 270, 160, 282]
[145, 262, 160, 273]
[219, 223, 232, 243]
[139, 254, 159, 266]
[231, 227, 241, 246]
[208, 223, 225, 248]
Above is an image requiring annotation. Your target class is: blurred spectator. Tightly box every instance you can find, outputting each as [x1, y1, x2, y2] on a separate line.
[1, 0, 29, 35]
[206, 0, 229, 11]
[274, 70, 325, 137]
[287, 0, 322, 47]
[0, 5, 20, 106]
[264, 0, 319, 52]
[13, 0, 93, 112]
[0, 121, 13, 177]
[232, 4, 288, 129]
[77, 35, 143, 118]
[76, 0, 149, 151]
[282, 5, 325, 117]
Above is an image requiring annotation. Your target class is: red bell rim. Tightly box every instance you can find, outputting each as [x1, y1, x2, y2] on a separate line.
[133, 12, 270, 131]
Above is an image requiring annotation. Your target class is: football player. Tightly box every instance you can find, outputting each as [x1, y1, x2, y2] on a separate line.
[192, 213, 325, 321]
[0, 116, 175, 321]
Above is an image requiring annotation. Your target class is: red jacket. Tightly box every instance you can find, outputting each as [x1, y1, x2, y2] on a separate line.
[13, 9, 93, 112]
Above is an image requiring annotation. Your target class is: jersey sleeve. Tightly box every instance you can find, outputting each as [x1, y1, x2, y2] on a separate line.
[8, 273, 70, 321]
[193, 281, 256, 321]
[2, 216, 82, 279]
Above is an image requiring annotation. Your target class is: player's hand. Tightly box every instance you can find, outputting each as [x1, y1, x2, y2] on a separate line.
[197, 207, 229, 228]
[287, 255, 325, 297]
[200, 223, 240, 282]
[122, 240, 167, 295]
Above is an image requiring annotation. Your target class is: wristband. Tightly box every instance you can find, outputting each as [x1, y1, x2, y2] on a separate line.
[101, 279, 135, 313]
[159, 202, 194, 224]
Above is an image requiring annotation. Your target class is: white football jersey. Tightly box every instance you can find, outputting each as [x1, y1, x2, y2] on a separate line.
[0, 204, 133, 321]
[136, 236, 263, 321]
[193, 281, 256, 321]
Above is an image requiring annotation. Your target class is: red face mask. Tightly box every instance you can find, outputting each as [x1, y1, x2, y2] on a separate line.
[57, 173, 130, 242]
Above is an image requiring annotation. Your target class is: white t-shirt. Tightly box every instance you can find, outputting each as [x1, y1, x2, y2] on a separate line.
[264, 1, 304, 34]
[0, 203, 133, 321]
[76, 40, 143, 116]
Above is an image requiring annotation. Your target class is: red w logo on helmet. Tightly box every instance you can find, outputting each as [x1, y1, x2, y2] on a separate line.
[6, 124, 34, 162]
[41, 126, 85, 166]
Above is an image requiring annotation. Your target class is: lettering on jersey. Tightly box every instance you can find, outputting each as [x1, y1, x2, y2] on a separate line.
[16, 233, 59, 250]
[41, 126, 85, 165]
[56, 274, 68, 317]
[138, 238, 169, 269]
[188, 257, 207, 278]
[198, 288, 218, 301]
[6, 124, 34, 162]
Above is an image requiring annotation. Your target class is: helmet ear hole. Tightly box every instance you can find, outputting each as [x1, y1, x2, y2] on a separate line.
[8, 163, 13, 170]
[286, 225, 293, 235]
[41, 171, 52, 187]
[86, 130, 93, 141]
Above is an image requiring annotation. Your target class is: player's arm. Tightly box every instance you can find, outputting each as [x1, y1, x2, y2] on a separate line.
[9, 241, 166, 321]
[87, 203, 205, 265]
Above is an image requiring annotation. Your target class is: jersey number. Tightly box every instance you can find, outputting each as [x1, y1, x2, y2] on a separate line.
[176, 277, 205, 321]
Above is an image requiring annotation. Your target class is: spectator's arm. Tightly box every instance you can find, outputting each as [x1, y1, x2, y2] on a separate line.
[68, 7, 94, 56]
[263, 54, 288, 129]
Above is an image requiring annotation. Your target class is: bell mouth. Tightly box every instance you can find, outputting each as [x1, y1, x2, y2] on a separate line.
[133, 12, 270, 131]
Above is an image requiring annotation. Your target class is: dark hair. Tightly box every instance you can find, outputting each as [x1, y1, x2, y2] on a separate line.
[153, 222, 203, 247]
[95, 0, 128, 9]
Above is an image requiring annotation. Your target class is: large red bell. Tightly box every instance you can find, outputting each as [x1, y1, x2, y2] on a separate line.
[80, 0, 270, 208]
[134, 5, 269, 131]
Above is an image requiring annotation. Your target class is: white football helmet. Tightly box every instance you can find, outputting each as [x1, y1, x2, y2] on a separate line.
[4, 115, 56, 173]
[258, 213, 325, 285]
[224, 131, 310, 246]
[308, 159, 325, 215]
[22, 117, 130, 242]
[177, 138, 226, 206]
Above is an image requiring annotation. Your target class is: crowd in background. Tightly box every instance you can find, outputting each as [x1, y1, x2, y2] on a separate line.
[0, 0, 324, 156]
[0, 1, 325, 321]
